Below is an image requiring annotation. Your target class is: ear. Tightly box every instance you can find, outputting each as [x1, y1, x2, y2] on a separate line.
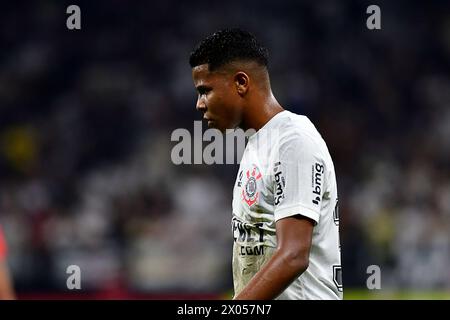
[234, 72, 250, 96]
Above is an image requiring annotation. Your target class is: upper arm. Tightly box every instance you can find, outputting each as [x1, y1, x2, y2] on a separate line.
[275, 215, 314, 267]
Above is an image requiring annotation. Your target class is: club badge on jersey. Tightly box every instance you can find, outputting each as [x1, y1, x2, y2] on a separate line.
[240, 165, 262, 207]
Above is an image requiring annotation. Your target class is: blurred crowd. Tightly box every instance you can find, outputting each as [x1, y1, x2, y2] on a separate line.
[0, 0, 449, 296]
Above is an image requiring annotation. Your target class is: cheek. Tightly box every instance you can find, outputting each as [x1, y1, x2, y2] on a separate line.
[209, 92, 228, 112]
[228, 96, 243, 116]
[206, 94, 222, 113]
[217, 102, 240, 129]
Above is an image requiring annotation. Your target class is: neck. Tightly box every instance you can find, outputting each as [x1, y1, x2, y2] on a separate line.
[240, 92, 284, 132]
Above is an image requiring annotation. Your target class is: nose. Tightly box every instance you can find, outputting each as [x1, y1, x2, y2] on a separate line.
[196, 96, 206, 112]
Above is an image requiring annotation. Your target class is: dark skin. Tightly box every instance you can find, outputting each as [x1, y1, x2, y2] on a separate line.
[192, 61, 283, 133]
[192, 61, 315, 300]
[235, 216, 314, 300]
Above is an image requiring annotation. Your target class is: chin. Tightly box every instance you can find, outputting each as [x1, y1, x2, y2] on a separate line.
[207, 121, 216, 129]
[207, 121, 221, 131]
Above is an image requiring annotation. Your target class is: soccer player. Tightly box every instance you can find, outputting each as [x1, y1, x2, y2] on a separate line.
[189, 28, 342, 300]
[0, 225, 15, 300]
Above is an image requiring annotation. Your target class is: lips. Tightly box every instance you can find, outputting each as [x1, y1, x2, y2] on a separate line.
[202, 114, 216, 128]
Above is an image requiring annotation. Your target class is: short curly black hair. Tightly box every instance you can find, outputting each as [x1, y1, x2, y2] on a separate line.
[189, 28, 269, 71]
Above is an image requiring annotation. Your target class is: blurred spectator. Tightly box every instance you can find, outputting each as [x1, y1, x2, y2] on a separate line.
[0, 225, 16, 299]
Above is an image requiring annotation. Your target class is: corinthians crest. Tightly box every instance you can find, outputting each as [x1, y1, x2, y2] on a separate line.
[242, 165, 262, 206]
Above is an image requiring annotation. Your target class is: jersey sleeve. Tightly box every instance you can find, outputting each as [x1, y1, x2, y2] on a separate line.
[272, 132, 325, 224]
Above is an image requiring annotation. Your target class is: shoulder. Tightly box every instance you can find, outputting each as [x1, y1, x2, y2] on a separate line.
[276, 112, 325, 155]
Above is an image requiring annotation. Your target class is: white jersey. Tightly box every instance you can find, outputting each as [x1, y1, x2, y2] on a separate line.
[232, 110, 343, 300]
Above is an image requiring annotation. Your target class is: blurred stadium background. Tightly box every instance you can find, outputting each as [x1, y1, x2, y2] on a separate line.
[0, 0, 449, 299]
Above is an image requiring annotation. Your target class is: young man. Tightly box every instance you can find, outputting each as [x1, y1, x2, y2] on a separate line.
[189, 29, 342, 300]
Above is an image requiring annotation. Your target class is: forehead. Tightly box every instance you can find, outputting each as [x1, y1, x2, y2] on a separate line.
[192, 64, 227, 85]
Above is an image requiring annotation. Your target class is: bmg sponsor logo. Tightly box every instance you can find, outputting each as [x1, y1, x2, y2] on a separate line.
[273, 162, 285, 206]
[312, 162, 324, 205]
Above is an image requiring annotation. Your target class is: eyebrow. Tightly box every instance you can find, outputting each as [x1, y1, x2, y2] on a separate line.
[196, 85, 210, 93]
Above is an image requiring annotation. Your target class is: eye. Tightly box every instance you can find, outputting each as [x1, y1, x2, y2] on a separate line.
[197, 87, 210, 95]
